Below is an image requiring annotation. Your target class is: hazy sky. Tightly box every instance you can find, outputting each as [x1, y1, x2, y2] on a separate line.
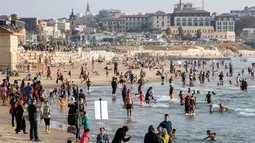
[0, 0, 254, 18]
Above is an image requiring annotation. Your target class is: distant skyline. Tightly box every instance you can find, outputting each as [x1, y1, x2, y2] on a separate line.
[0, 0, 254, 18]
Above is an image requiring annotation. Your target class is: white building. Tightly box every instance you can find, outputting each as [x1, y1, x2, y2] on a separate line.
[241, 28, 255, 42]
[84, 27, 97, 41]
[173, 10, 211, 27]
[102, 18, 126, 33]
[147, 11, 171, 31]
[38, 22, 64, 41]
[57, 21, 70, 33]
[120, 15, 148, 32]
[215, 13, 235, 32]
[230, 6, 255, 16]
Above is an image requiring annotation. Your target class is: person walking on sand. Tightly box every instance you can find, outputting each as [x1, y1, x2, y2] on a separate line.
[14, 100, 27, 134]
[46, 67, 52, 80]
[1, 84, 8, 106]
[114, 62, 118, 75]
[28, 99, 41, 142]
[10, 97, 18, 128]
[125, 89, 133, 118]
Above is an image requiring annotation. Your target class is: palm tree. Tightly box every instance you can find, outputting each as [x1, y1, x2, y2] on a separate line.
[10, 14, 19, 26]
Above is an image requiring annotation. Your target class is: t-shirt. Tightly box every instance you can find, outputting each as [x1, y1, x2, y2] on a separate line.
[43, 106, 51, 118]
[25, 86, 32, 96]
[75, 114, 82, 126]
[83, 115, 89, 129]
[28, 104, 37, 121]
[159, 121, 172, 135]
[96, 134, 109, 143]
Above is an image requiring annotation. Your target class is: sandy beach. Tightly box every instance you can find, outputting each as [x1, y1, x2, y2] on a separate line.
[0, 106, 74, 143]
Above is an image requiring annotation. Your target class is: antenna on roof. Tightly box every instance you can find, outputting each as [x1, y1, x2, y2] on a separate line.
[202, 0, 204, 10]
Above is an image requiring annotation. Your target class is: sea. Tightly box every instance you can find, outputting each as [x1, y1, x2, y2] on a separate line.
[43, 56, 255, 143]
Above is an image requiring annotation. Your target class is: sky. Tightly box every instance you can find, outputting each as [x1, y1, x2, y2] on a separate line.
[0, 0, 254, 19]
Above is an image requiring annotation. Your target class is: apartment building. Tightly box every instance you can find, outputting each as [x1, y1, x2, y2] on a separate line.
[102, 18, 126, 33]
[120, 15, 148, 32]
[215, 13, 235, 32]
[173, 10, 211, 27]
[148, 11, 171, 31]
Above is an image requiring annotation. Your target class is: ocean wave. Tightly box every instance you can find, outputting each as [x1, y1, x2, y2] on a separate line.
[235, 108, 255, 113]
[238, 112, 255, 117]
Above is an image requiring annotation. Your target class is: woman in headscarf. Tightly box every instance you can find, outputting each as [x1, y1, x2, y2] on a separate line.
[145, 87, 154, 104]
[68, 97, 77, 126]
[144, 125, 159, 143]
[14, 100, 27, 134]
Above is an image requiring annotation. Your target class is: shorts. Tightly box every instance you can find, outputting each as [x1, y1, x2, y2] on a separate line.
[44, 118, 50, 125]
[126, 104, 132, 109]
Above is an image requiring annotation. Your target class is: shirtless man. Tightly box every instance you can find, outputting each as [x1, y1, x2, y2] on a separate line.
[204, 130, 216, 141]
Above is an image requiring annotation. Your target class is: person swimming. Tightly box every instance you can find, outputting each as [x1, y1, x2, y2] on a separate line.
[219, 103, 228, 112]
[204, 130, 216, 141]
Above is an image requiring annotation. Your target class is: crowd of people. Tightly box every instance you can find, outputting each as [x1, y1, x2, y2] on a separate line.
[2, 55, 254, 143]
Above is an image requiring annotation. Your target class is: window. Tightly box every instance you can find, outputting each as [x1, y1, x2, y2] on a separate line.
[182, 22, 186, 26]
[177, 22, 181, 26]
[188, 22, 192, 26]
[157, 21, 159, 23]
[157, 16, 159, 19]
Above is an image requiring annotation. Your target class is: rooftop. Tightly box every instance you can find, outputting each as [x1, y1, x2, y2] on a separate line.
[120, 15, 149, 18]
[216, 13, 235, 17]
[102, 18, 125, 21]
[0, 27, 13, 34]
[175, 9, 210, 13]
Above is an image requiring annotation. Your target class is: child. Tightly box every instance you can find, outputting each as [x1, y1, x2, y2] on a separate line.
[229, 80, 232, 85]
[139, 91, 144, 105]
[170, 129, 176, 141]
[43, 101, 51, 133]
[204, 130, 216, 141]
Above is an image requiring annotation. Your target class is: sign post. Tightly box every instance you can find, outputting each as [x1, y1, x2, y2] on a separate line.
[99, 98, 103, 127]
[94, 99, 108, 128]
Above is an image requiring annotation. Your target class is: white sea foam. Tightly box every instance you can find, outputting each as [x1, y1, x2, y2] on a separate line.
[238, 112, 255, 117]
